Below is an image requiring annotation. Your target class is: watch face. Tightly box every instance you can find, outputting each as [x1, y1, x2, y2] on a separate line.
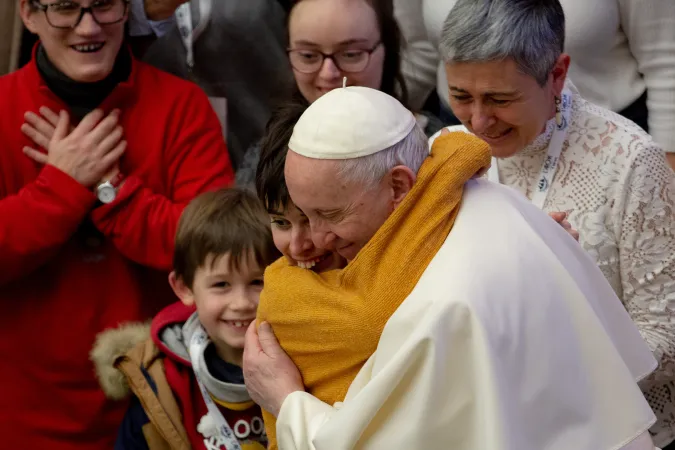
[97, 185, 116, 204]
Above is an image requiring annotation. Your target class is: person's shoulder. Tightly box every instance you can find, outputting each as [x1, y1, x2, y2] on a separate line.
[89, 303, 192, 400]
[90, 321, 155, 401]
[436, 179, 577, 285]
[574, 96, 663, 166]
[407, 180, 582, 326]
[0, 62, 38, 96]
[460, 179, 534, 218]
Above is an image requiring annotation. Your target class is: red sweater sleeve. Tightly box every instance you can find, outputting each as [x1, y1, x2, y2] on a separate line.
[0, 165, 96, 285]
[90, 89, 234, 271]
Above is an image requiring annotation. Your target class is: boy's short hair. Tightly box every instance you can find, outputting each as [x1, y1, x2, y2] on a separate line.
[255, 96, 309, 214]
[173, 188, 280, 288]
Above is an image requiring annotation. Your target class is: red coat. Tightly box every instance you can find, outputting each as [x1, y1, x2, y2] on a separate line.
[0, 52, 233, 450]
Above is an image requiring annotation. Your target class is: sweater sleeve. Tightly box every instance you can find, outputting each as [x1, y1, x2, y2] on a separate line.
[90, 88, 234, 271]
[618, 142, 675, 380]
[619, 0, 675, 153]
[0, 164, 95, 285]
[394, 0, 440, 111]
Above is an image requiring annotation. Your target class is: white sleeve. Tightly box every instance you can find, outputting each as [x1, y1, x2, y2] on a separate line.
[276, 282, 654, 450]
[276, 301, 491, 450]
[617, 143, 675, 379]
[394, 0, 441, 111]
[619, 0, 675, 153]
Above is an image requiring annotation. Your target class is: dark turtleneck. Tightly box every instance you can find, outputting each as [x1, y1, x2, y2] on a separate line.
[36, 44, 132, 121]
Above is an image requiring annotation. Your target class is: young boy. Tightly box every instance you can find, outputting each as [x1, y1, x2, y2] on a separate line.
[91, 187, 280, 450]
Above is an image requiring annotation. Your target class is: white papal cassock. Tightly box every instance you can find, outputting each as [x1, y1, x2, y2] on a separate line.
[276, 179, 658, 450]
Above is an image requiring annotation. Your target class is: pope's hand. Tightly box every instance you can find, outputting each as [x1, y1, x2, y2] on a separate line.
[243, 321, 304, 417]
[549, 211, 580, 241]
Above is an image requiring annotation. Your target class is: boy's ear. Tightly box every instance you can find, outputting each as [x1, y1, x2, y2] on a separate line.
[169, 271, 195, 306]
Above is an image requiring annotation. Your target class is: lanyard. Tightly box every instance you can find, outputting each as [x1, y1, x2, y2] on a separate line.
[486, 87, 573, 210]
[188, 325, 242, 450]
[175, 0, 212, 69]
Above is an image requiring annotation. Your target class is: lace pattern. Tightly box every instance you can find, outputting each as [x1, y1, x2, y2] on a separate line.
[497, 91, 675, 447]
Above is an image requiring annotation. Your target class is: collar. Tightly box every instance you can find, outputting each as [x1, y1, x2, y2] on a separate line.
[183, 313, 252, 404]
[517, 80, 580, 158]
[519, 118, 556, 157]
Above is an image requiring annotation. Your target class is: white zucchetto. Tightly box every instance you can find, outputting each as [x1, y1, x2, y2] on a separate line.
[288, 86, 417, 160]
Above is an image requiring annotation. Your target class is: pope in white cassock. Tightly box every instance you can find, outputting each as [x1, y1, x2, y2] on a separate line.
[243, 85, 659, 450]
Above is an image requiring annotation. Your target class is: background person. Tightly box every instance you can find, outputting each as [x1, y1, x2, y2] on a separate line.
[92, 188, 277, 450]
[436, 0, 675, 446]
[235, 0, 439, 187]
[0, 0, 232, 448]
[127, 0, 293, 170]
[394, 0, 675, 169]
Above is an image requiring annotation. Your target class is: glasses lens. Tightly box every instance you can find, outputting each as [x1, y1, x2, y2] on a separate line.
[45, 0, 125, 28]
[289, 50, 322, 74]
[334, 50, 368, 73]
[45, 1, 80, 27]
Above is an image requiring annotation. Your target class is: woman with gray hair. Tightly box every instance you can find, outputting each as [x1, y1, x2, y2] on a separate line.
[433, 0, 675, 447]
[395, 0, 675, 168]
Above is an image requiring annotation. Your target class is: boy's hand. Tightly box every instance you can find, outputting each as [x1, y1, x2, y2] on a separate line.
[243, 321, 304, 417]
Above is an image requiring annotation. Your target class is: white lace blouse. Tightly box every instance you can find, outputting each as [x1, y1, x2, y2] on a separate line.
[491, 90, 675, 446]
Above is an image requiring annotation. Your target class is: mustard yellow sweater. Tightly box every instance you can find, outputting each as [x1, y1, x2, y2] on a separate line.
[258, 132, 491, 449]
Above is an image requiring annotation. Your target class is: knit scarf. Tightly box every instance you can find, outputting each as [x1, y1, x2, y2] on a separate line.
[257, 132, 491, 449]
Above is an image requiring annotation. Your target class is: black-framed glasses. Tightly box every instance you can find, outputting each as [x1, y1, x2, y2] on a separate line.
[31, 0, 129, 29]
[287, 42, 382, 74]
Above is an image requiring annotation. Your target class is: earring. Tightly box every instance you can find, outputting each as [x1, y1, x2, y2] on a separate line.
[555, 96, 563, 127]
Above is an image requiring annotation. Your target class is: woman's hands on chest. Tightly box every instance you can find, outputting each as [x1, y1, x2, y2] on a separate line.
[21, 107, 125, 189]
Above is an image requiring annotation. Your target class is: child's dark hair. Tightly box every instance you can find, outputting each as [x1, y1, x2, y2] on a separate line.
[255, 96, 309, 214]
[173, 188, 281, 288]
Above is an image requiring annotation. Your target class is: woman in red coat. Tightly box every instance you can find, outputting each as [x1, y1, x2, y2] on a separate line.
[0, 1, 233, 448]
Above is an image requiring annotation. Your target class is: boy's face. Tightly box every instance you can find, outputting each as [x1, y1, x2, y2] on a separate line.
[171, 251, 264, 363]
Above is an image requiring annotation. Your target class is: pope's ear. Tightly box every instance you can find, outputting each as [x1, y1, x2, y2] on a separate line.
[389, 165, 416, 208]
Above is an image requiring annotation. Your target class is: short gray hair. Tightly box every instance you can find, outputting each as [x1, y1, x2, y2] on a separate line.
[336, 124, 429, 189]
[439, 0, 565, 86]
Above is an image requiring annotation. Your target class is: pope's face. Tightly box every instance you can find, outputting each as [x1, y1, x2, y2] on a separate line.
[284, 151, 396, 261]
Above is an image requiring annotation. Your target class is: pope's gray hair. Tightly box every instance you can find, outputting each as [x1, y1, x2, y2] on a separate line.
[439, 0, 565, 86]
[336, 124, 429, 189]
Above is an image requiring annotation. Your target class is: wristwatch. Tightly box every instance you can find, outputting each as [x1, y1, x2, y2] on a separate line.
[96, 172, 125, 204]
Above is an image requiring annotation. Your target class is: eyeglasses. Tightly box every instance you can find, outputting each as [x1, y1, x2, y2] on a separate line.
[31, 0, 129, 29]
[287, 42, 382, 74]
